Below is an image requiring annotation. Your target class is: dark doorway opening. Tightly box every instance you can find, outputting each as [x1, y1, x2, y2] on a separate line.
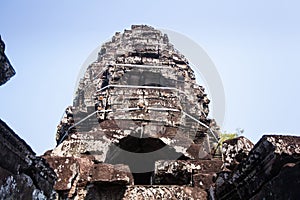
[105, 135, 188, 185]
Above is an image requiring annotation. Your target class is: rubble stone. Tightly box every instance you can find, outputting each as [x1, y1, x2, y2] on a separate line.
[0, 119, 56, 199]
[212, 135, 300, 200]
[222, 136, 254, 170]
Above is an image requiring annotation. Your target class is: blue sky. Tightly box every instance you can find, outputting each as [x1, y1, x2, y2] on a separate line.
[1, 0, 299, 155]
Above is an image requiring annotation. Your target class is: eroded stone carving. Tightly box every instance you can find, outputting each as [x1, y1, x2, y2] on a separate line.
[45, 24, 221, 199]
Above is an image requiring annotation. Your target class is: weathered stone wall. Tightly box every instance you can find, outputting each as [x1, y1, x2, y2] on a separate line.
[54, 25, 220, 161]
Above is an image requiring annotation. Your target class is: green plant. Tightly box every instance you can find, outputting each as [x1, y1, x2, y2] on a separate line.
[212, 129, 243, 157]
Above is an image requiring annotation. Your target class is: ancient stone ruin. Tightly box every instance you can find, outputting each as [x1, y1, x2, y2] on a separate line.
[1, 25, 299, 200]
[44, 24, 222, 199]
[43, 25, 300, 199]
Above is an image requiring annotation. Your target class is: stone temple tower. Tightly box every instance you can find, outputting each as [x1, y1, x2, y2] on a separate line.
[44, 25, 222, 199]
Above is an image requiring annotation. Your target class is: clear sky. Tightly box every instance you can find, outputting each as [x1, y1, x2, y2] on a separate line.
[0, 0, 299, 155]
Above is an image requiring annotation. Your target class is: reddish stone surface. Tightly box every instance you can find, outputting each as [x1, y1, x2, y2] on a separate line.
[193, 173, 216, 189]
[89, 163, 133, 185]
[44, 156, 80, 191]
[44, 155, 133, 199]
